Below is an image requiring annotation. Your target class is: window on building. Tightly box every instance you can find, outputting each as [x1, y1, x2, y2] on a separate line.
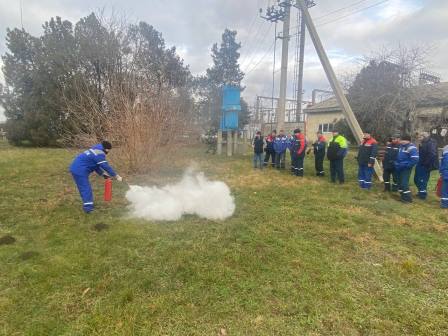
[318, 123, 334, 133]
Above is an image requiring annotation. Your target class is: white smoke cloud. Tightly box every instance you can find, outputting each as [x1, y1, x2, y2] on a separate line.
[125, 171, 235, 221]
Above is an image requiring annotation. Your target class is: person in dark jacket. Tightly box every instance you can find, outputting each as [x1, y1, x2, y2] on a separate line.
[309, 132, 326, 177]
[252, 131, 265, 169]
[395, 135, 419, 203]
[414, 132, 439, 200]
[439, 145, 448, 208]
[290, 129, 307, 177]
[382, 136, 400, 192]
[274, 130, 288, 169]
[69, 141, 123, 213]
[357, 131, 378, 190]
[327, 130, 348, 183]
[287, 133, 295, 173]
[264, 130, 276, 167]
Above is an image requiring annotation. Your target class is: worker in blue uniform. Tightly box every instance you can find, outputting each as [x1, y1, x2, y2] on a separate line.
[439, 145, 448, 208]
[394, 135, 419, 203]
[414, 132, 439, 200]
[273, 130, 288, 169]
[69, 141, 123, 213]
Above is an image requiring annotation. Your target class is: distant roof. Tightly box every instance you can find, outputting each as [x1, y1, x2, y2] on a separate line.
[414, 82, 448, 106]
[304, 82, 448, 113]
[304, 97, 340, 113]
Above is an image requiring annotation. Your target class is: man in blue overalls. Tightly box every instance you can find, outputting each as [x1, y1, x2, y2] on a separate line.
[69, 141, 123, 213]
[394, 135, 419, 203]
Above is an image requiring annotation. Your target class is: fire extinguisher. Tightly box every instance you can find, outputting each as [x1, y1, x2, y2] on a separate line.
[104, 177, 112, 201]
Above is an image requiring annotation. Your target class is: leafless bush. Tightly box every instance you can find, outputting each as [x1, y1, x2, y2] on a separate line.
[60, 11, 194, 173]
[63, 75, 190, 173]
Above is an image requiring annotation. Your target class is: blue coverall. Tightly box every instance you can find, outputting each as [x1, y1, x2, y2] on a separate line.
[395, 143, 419, 203]
[274, 135, 288, 169]
[69, 144, 117, 212]
[439, 148, 448, 208]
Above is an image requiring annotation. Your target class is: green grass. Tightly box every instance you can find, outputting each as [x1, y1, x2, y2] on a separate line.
[1, 141, 447, 335]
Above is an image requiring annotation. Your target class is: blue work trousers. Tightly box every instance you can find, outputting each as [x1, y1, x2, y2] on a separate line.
[398, 168, 413, 202]
[414, 164, 431, 200]
[72, 173, 94, 213]
[358, 164, 374, 189]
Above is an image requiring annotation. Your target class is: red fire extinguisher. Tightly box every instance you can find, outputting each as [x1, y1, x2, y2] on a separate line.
[436, 176, 443, 197]
[104, 178, 112, 201]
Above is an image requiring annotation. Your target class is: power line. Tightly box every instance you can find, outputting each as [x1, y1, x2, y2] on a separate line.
[244, 38, 276, 76]
[239, 0, 265, 57]
[241, 23, 273, 71]
[290, 0, 388, 32]
[239, 1, 273, 68]
[288, 0, 390, 38]
[314, 0, 371, 21]
[317, 0, 389, 26]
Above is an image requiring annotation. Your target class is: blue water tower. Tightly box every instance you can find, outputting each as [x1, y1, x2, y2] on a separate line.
[220, 85, 241, 130]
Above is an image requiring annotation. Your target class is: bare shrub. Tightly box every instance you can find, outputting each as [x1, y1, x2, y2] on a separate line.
[60, 12, 194, 173]
[62, 75, 190, 173]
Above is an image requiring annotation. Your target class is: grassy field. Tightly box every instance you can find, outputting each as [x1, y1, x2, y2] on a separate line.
[1, 141, 448, 335]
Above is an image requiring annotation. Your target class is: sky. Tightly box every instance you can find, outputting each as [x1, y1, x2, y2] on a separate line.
[1, 0, 447, 122]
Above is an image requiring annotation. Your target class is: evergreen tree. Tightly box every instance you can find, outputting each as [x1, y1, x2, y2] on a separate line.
[198, 29, 248, 129]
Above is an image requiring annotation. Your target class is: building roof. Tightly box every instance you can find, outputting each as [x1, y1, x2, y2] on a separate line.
[304, 97, 340, 113]
[304, 82, 448, 114]
[414, 82, 448, 106]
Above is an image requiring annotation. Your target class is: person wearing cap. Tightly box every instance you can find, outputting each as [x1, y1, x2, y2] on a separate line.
[327, 129, 348, 184]
[273, 130, 288, 169]
[308, 131, 326, 177]
[69, 141, 123, 213]
[290, 128, 307, 176]
[252, 131, 265, 169]
[264, 130, 277, 168]
[414, 132, 439, 200]
[383, 135, 400, 192]
[357, 130, 378, 189]
[394, 135, 419, 203]
[438, 145, 448, 208]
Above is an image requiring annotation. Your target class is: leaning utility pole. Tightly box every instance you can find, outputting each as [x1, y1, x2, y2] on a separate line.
[296, 0, 383, 179]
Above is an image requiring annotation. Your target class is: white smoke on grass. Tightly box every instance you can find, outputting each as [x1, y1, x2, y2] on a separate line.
[125, 171, 235, 221]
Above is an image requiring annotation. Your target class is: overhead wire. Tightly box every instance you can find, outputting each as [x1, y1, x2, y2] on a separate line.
[239, 0, 273, 69]
[244, 0, 391, 83]
[317, 0, 390, 26]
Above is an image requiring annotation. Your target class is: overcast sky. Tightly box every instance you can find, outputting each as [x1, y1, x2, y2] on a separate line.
[1, 0, 447, 121]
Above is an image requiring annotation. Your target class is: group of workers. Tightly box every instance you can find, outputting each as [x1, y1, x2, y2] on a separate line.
[253, 129, 448, 208]
[253, 128, 348, 183]
[67, 132, 447, 213]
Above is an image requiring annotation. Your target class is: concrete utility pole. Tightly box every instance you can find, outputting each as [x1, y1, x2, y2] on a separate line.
[296, 0, 383, 179]
[276, 2, 291, 132]
[295, 10, 306, 122]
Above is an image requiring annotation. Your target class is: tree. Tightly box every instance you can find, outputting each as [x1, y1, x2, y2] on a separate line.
[1, 12, 193, 152]
[195, 29, 247, 129]
[347, 45, 430, 142]
[1, 17, 78, 146]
